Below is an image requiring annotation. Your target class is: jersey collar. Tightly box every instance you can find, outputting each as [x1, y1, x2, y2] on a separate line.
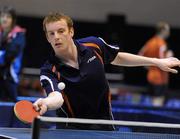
[49, 39, 88, 66]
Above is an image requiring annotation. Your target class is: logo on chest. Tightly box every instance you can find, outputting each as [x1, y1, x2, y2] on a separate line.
[87, 56, 96, 63]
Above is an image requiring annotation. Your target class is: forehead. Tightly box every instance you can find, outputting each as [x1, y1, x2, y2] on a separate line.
[46, 19, 68, 32]
[0, 13, 12, 17]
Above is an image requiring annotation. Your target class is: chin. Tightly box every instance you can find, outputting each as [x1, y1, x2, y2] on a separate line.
[1, 25, 10, 29]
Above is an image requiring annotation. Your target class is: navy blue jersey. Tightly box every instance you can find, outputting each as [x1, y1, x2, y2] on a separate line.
[40, 36, 120, 129]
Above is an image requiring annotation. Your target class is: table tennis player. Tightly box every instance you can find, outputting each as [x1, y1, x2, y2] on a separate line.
[33, 12, 180, 130]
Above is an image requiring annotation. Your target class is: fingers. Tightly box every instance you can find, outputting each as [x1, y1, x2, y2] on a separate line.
[167, 68, 178, 74]
[33, 98, 48, 115]
[163, 57, 180, 73]
[33, 98, 42, 111]
[39, 104, 48, 115]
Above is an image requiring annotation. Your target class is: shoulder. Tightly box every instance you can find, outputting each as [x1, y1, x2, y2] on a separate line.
[8, 26, 26, 41]
[77, 36, 106, 46]
[12, 26, 26, 36]
[40, 60, 54, 73]
[145, 36, 159, 47]
[153, 36, 166, 45]
[40, 59, 60, 80]
[77, 36, 99, 42]
[76, 36, 118, 50]
[157, 38, 166, 46]
[12, 26, 26, 33]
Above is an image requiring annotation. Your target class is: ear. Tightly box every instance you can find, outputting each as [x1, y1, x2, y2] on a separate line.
[69, 27, 74, 37]
[45, 33, 51, 43]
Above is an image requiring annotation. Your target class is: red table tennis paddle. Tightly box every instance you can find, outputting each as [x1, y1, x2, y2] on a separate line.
[14, 100, 40, 124]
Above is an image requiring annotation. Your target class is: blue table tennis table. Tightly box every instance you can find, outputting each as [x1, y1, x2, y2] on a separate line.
[0, 128, 180, 139]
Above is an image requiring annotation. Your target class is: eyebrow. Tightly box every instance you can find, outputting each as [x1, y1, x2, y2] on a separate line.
[47, 28, 65, 33]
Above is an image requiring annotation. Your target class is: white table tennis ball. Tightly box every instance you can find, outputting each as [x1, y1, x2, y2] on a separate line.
[58, 82, 65, 90]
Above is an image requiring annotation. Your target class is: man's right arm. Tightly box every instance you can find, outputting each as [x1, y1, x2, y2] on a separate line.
[33, 91, 64, 115]
[33, 64, 64, 115]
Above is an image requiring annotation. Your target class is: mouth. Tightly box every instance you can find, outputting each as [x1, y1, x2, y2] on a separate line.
[54, 43, 62, 48]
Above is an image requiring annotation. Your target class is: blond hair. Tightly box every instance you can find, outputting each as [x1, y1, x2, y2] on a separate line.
[43, 12, 73, 33]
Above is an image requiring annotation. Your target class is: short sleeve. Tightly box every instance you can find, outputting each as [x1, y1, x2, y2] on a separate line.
[40, 62, 61, 95]
[97, 37, 120, 64]
[78, 36, 120, 64]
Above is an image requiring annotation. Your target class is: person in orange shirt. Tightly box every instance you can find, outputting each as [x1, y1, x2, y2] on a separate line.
[139, 22, 173, 106]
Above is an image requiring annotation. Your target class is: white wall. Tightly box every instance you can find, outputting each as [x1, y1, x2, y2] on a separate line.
[1, 0, 180, 27]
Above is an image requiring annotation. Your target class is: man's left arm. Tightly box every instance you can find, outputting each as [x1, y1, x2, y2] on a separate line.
[111, 52, 180, 74]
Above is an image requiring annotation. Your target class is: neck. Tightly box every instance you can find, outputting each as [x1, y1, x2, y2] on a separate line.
[55, 40, 79, 69]
[157, 33, 166, 39]
[2, 26, 12, 33]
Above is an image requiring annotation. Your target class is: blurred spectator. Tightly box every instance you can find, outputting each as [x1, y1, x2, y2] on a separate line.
[0, 6, 26, 102]
[138, 22, 173, 107]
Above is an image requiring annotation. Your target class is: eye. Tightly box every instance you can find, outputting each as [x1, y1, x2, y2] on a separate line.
[48, 32, 54, 36]
[7, 15, 12, 18]
[58, 29, 65, 34]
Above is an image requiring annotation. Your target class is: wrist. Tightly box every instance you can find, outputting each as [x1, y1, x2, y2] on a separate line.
[151, 58, 159, 66]
[44, 91, 64, 110]
[43, 97, 51, 110]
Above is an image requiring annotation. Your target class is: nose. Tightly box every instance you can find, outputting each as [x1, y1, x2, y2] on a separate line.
[54, 32, 60, 40]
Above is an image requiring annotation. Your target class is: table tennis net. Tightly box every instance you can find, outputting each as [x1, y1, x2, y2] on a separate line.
[32, 116, 180, 139]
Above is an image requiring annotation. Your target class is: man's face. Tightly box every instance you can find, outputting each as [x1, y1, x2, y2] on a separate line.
[0, 13, 13, 29]
[45, 19, 74, 53]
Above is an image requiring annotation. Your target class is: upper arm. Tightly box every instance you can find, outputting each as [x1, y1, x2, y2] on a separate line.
[111, 52, 119, 65]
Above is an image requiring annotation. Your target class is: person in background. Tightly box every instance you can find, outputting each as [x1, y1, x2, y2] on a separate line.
[138, 22, 173, 107]
[0, 6, 26, 102]
[33, 13, 180, 130]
